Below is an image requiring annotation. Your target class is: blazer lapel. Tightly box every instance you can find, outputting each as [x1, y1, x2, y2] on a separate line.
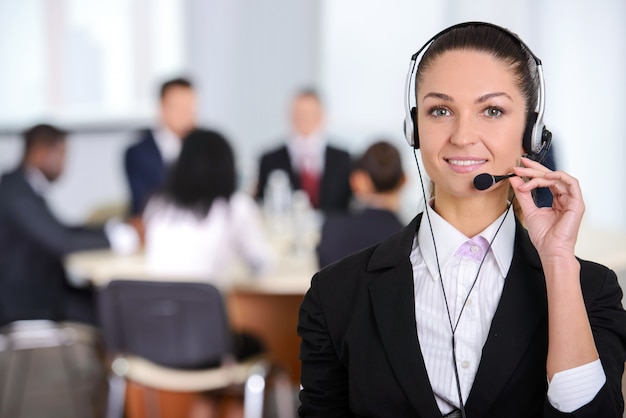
[368, 215, 442, 417]
[465, 222, 547, 416]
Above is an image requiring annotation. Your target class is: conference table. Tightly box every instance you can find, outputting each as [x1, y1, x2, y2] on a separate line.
[65, 246, 315, 388]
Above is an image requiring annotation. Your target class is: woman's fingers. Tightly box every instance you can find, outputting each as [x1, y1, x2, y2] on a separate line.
[513, 166, 584, 209]
[508, 175, 538, 215]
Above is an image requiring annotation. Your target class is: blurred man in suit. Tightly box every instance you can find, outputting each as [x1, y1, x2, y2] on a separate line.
[124, 77, 197, 217]
[0, 124, 137, 326]
[255, 88, 352, 213]
[317, 141, 406, 268]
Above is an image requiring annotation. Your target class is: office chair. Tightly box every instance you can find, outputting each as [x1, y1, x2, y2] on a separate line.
[97, 279, 277, 418]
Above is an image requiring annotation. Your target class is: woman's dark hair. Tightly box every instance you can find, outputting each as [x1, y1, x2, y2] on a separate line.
[416, 23, 539, 114]
[354, 141, 404, 193]
[162, 128, 236, 217]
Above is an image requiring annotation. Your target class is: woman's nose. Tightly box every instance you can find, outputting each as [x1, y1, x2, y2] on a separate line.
[450, 114, 478, 147]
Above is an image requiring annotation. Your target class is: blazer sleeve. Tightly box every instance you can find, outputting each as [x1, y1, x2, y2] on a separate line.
[298, 274, 355, 418]
[5, 190, 110, 257]
[544, 265, 626, 417]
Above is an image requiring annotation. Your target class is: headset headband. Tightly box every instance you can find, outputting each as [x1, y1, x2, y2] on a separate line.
[403, 21, 551, 160]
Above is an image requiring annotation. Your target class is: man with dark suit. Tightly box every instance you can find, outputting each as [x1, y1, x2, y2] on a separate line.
[255, 89, 352, 213]
[124, 77, 197, 217]
[0, 124, 137, 326]
[317, 141, 406, 268]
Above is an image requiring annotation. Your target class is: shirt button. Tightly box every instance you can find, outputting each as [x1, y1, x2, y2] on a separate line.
[461, 360, 470, 369]
[470, 245, 480, 253]
[466, 298, 472, 306]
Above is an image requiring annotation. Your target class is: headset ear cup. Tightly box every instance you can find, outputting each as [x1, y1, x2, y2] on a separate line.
[411, 107, 419, 149]
[403, 114, 414, 147]
[404, 107, 419, 148]
[522, 111, 538, 156]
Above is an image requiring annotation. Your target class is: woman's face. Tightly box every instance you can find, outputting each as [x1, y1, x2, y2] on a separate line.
[416, 49, 526, 200]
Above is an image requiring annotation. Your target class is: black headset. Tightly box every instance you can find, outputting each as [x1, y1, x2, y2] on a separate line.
[403, 21, 552, 162]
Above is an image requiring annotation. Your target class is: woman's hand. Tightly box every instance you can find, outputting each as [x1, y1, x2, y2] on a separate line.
[509, 157, 585, 260]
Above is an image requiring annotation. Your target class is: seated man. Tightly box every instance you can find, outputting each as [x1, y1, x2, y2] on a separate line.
[0, 124, 137, 326]
[255, 88, 352, 213]
[317, 141, 406, 268]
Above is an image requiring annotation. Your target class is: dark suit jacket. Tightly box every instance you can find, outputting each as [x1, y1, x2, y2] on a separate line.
[0, 168, 110, 326]
[124, 129, 167, 215]
[256, 143, 352, 213]
[298, 214, 626, 417]
[317, 208, 405, 268]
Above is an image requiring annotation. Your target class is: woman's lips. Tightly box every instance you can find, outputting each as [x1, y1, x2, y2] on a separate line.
[445, 158, 487, 173]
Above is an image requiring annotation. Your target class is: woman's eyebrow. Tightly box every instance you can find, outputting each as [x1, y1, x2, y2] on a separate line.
[422, 92, 453, 103]
[475, 92, 513, 103]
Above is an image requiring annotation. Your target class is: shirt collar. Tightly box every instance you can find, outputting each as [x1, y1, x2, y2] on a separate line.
[416, 202, 515, 281]
[287, 131, 327, 172]
[23, 166, 51, 196]
[153, 126, 182, 164]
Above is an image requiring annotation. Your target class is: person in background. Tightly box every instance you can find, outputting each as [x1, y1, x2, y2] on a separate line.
[255, 88, 352, 213]
[317, 140, 406, 268]
[143, 128, 271, 418]
[124, 77, 197, 220]
[143, 128, 272, 284]
[0, 124, 137, 327]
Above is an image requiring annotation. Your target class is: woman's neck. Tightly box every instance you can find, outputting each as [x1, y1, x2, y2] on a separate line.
[431, 191, 510, 237]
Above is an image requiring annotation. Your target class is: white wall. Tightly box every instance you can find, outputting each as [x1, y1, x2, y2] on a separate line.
[184, 0, 320, 192]
[1, 0, 625, 231]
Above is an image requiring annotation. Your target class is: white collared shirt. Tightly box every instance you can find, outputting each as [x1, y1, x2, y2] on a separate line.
[24, 166, 51, 196]
[152, 126, 182, 165]
[286, 131, 326, 175]
[410, 204, 605, 414]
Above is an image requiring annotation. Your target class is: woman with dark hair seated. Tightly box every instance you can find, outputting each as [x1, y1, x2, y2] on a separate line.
[143, 128, 272, 418]
[143, 128, 272, 283]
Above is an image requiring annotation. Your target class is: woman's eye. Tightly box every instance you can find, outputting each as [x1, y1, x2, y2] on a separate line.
[484, 107, 504, 117]
[429, 107, 450, 117]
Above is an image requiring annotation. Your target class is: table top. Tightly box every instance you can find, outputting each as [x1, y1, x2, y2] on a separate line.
[65, 224, 626, 295]
[65, 248, 316, 295]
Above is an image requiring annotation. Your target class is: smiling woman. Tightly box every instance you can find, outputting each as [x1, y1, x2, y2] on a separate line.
[297, 22, 626, 418]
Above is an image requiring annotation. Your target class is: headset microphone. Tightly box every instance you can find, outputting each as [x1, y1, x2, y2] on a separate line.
[473, 173, 515, 191]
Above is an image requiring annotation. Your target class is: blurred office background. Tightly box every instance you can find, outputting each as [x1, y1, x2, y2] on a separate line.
[0, 0, 625, 230]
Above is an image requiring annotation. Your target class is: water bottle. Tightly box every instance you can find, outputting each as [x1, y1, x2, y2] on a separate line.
[264, 170, 293, 250]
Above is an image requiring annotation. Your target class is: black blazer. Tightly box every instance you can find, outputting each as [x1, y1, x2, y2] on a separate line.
[255, 143, 352, 213]
[298, 214, 626, 417]
[0, 168, 110, 325]
[317, 208, 405, 268]
[124, 129, 167, 215]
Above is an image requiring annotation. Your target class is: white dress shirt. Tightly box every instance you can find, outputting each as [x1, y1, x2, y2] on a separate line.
[411, 204, 605, 414]
[286, 131, 326, 175]
[24, 166, 51, 196]
[143, 192, 273, 286]
[152, 126, 182, 165]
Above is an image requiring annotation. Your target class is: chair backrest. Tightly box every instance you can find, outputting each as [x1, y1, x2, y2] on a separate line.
[97, 280, 233, 369]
